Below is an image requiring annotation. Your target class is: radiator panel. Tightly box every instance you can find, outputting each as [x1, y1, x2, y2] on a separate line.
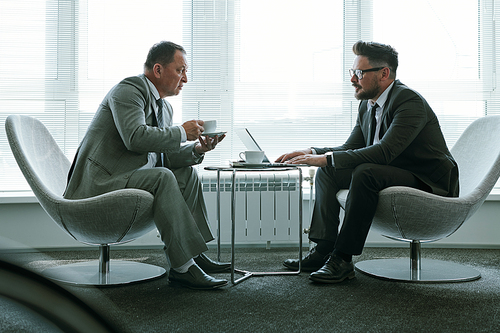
[202, 171, 302, 245]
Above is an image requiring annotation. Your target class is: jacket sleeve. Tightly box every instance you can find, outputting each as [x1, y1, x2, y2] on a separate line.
[164, 143, 205, 169]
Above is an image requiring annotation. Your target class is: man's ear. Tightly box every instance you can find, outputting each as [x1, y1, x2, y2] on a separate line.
[153, 63, 162, 78]
[381, 67, 391, 80]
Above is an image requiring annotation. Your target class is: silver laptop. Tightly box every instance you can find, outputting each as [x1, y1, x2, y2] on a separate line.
[235, 128, 307, 167]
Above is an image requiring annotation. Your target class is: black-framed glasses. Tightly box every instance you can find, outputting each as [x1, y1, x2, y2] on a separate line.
[349, 67, 385, 80]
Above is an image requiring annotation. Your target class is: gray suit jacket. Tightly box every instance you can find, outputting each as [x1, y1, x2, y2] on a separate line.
[313, 80, 459, 197]
[64, 74, 203, 199]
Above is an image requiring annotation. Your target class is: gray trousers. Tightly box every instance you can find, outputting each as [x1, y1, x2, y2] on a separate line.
[126, 166, 213, 267]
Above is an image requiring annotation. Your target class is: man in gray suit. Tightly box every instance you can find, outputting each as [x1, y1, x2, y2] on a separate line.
[278, 41, 459, 284]
[65, 41, 229, 289]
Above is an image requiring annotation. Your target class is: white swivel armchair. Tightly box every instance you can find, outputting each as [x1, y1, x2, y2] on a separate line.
[5, 115, 166, 286]
[337, 115, 500, 282]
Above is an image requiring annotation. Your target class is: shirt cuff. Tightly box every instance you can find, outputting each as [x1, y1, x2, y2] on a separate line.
[310, 148, 317, 155]
[178, 125, 187, 143]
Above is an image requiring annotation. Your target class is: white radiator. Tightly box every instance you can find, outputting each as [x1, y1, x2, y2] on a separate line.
[201, 172, 304, 246]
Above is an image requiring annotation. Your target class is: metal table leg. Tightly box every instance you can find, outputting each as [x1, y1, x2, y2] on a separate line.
[216, 169, 221, 262]
[227, 168, 303, 285]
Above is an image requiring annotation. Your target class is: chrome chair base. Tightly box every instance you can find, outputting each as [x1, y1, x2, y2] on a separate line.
[355, 258, 481, 283]
[42, 260, 166, 286]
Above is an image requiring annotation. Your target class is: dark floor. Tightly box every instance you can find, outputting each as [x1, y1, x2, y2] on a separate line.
[1, 246, 500, 332]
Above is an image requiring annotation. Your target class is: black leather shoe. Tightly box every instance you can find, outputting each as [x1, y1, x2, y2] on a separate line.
[169, 264, 228, 290]
[309, 254, 355, 284]
[194, 253, 231, 273]
[283, 247, 330, 272]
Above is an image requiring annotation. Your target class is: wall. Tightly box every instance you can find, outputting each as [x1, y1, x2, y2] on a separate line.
[1, 191, 499, 252]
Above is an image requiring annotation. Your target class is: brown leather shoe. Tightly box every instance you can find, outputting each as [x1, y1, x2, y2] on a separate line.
[309, 254, 355, 284]
[194, 253, 231, 273]
[169, 264, 228, 290]
[283, 247, 330, 272]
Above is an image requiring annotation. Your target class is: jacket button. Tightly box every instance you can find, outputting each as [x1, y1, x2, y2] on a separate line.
[124, 175, 129, 179]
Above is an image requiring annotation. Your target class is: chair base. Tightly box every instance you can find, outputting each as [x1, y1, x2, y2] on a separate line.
[355, 258, 481, 283]
[42, 260, 166, 286]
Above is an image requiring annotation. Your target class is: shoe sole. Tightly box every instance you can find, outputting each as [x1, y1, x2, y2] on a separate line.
[309, 272, 356, 284]
[202, 267, 232, 274]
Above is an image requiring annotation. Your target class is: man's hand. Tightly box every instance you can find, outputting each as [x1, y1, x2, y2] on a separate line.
[182, 120, 204, 141]
[285, 154, 327, 167]
[275, 148, 312, 163]
[195, 134, 226, 154]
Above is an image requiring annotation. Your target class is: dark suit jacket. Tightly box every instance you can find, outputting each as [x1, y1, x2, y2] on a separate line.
[313, 80, 459, 197]
[64, 74, 203, 199]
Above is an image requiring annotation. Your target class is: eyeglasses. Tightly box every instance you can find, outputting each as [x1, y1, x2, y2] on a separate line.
[349, 67, 385, 80]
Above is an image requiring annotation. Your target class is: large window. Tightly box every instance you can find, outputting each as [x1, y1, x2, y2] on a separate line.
[373, 0, 493, 144]
[1, 0, 499, 193]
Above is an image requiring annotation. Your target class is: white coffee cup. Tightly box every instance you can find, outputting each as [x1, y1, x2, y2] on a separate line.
[203, 120, 217, 133]
[239, 150, 265, 164]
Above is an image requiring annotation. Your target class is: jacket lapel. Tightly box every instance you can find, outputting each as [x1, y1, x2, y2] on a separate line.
[377, 80, 400, 140]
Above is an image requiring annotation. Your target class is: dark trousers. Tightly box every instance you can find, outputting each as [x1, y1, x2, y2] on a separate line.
[309, 163, 427, 255]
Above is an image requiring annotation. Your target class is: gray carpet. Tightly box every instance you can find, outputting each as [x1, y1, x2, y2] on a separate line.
[2, 246, 500, 332]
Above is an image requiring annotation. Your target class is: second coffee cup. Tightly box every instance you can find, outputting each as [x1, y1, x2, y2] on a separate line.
[239, 151, 265, 164]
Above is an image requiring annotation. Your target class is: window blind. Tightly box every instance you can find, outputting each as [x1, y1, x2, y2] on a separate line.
[0, 0, 184, 192]
[0, 0, 79, 192]
[183, 0, 355, 173]
[372, 0, 499, 146]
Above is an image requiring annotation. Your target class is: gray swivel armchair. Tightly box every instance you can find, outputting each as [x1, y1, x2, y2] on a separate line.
[5, 115, 166, 286]
[336, 115, 500, 282]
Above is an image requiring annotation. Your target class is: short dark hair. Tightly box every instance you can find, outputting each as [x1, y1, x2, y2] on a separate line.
[144, 41, 186, 71]
[352, 41, 398, 79]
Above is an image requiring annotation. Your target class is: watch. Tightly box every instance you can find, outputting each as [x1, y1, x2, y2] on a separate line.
[326, 153, 334, 167]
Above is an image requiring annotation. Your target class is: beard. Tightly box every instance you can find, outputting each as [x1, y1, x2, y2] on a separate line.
[353, 78, 380, 100]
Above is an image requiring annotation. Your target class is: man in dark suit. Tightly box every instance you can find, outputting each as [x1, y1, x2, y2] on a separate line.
[277, 41, 459, 283]
[65, 41, 230, 289]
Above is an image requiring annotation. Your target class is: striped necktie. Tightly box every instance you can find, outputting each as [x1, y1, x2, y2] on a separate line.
[156, 99, 164, 127]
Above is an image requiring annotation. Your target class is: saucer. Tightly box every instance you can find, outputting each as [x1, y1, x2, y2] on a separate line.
[239, 162, 267, 167]
[230, 161, 267, 168]
[202, 131, 226, 137]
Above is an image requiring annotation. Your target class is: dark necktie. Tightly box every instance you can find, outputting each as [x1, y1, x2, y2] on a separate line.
[369, 103, 378, 146]
[156, 99, 164, 167]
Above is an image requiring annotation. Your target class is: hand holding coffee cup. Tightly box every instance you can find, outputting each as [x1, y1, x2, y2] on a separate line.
[203, 120, 217, 134]
[239, 151, 265, 164]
